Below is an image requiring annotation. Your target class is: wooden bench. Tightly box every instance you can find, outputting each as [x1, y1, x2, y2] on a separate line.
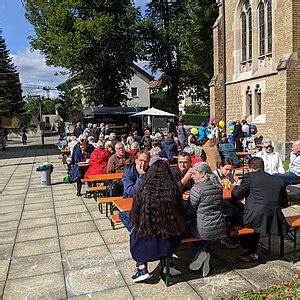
[86, 186, 108, 192]
[81, 177, 92, 183]
[280, 216, 300, 262]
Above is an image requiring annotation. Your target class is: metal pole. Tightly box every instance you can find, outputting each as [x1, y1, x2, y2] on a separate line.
[222, 0, 227, 128]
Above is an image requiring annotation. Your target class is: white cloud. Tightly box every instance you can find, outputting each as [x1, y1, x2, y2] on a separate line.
[11, 48, 68, 98]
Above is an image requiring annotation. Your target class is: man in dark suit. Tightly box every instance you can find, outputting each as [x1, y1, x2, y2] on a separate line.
[232, 157, 288, 262]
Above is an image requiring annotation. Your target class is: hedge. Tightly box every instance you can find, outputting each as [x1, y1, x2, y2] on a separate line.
[181, 114, 209, 126]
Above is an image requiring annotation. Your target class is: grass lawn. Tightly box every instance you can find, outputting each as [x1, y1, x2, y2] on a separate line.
[27, 144, 56, 150]
[284, 160, 290, 172]
[239, 278, 300, 299]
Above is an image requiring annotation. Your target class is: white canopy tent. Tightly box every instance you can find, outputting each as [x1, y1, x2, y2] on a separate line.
[131, 107, 176, 117]
[131, 107, 177, 133]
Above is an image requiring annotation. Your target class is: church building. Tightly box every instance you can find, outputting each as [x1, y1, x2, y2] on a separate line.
[210, 0, 299, 158]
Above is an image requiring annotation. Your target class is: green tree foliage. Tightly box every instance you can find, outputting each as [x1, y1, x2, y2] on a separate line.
[0, 34, 24, 118]
[23, 0, 143, 107]
[150, 90, 178, 113]
[141, 1, 218, 112]
[184, 103, 209, 115]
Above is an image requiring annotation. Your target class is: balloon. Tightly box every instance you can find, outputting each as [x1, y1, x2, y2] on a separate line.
[242, 124, 249, 132]
[218, 120, 225, 128]
[191, 128, 198, 135]
[228, 120, 233, 126]
[209, 117, 215, 122]
[229, 125, 235, 132]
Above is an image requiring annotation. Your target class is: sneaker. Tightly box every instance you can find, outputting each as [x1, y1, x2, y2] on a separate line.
[131, 268, 151, 283]
[221, 237, 239, 249]
[163, 263, 182, 276]
[202, 252, 210, 277]
[189, 251, 208, 271]
[238, 253, 258, 263]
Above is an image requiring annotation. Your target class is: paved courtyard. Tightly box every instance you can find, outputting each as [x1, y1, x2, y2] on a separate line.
[0, 137, 299, 299]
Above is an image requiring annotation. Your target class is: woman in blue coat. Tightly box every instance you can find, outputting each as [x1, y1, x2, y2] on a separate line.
[71, 142, 87, 196]
[130, 160, 185, 282]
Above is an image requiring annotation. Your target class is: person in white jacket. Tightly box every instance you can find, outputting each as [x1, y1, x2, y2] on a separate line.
[255, 140, 285, 175]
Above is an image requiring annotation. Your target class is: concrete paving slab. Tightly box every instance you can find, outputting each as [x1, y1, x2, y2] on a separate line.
[13, 238, 60, 258]
[61, 245, 110, 272]
[16, 225, 58, 242]
[65, 262, 126, 297]
[0, 212, 22, 222]
[100, 228, 130, 245]
[0, 230, 17, 245]
[23, 202, 54, 211]
[0, 220, 19, 232]
[68, 286, 133, 299]
[3, 272, 66, 299]
[54, 199, 83, 208]
[8, 252, 63, 280]
[21, 208, 55, 220]
[55, 205, 88, 216]
[0, 244, 13, 260]
[60, 232, 104, 251]
[57, 212, 93, 225]
[0, 281, 4, 298]
[0, 259, 10, 281]
[0, 205, 23, 214]
[58, 221, 98, 237]
[19, 217, 56, 229]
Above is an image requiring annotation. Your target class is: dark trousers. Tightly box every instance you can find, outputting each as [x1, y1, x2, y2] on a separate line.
[76, 169, 86, 193]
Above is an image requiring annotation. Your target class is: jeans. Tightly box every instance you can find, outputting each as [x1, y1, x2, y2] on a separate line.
[274, 172, 300, 186]
[119, 211, 132, 232]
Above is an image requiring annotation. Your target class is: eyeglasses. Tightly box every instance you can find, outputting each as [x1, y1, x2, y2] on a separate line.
[178, 161, 189, 165]
[264, 145, 272, 149]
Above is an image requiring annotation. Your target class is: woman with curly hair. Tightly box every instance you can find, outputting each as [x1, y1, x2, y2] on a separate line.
[130, 160, 185, 282]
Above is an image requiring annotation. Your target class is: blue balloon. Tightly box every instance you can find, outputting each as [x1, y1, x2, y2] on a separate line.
[228, 120, 233, 126]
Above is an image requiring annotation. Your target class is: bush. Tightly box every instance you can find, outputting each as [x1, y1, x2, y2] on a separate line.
[181, 114, 209, 126]
[184, 104, 209, 115]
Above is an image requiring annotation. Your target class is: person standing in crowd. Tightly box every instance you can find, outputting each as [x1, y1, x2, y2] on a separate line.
[198, 122, 209, 142]
[133, 130, 142, 143]
[67, 136, 78, 156]
[73, 122, 83, 138]
[232, 157, 288, 262]
[275, 139, 300, 185]
[167, 119, 176, 134]
[107, 142, 134, 173]
[71, 141, 87, 196]
[184, 162, 225, 276]
[90, 124, 100, 143]
[255, 140, 285, 175]
[171, 152, 194, 193]
[99, 123, 105, 135]
[108, 132, 118, 148]
[160, 132, 178, 162]
[140, 130, 152, 150]
[104, 124, 113, 135]
[120, 151, 151, 232]
[233, 120, 244, 152]
[130, 160, 185, 282]
[83, 123, 92, 138]
[176, 119, 187, 149]
[201, 136, 222, 172]
[209, 123, 220, 144]
[219, 137, 240, 167]
[86, 136, 95, 159]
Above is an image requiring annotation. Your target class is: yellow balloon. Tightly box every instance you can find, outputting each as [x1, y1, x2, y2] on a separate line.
[219, 120, 225, 128]
[191, 128, 198, 135]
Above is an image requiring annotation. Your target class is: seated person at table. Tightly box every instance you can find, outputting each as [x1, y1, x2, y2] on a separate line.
[200, 136, 222, 172]
[232, 157, 288, 262]
[213, 158, 240, 186]
[130, 160, 185, 282]
[128, 141, 140, 156]
[120, 151, 150, 231]
[219, 137, 240, 167]
[86, 136, 95, 159]
[184, 162, 225, 276]
[85, 141, 111, 176]
[274, 139, 300, 185]
[171, 152, 194, 193]
[107, 142, 134, 173]
[255, 139, 285, 175]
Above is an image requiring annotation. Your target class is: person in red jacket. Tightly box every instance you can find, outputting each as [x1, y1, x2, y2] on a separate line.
[85, 141, 111, 176]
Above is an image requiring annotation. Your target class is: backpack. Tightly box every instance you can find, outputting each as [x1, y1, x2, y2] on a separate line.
[250, 125, 257, 135]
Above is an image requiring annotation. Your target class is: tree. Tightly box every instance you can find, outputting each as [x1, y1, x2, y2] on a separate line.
[141, 1, 218, 113]
[23, 0, 143, 107]
[0, 33, 24, 118]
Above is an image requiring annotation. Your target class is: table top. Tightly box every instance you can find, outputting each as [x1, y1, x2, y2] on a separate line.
[88, 172, 123, 182]
[236, 151, 255, 156]
[78, 162, 89, 167]
[61, 149, 70, 153]
[113, 186, 234, 212]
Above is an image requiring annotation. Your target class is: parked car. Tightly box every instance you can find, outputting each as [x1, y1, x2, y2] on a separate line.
[0, 128, 6, 150]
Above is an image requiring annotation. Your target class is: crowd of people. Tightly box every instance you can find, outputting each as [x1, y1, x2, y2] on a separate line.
[59, 120, 300, 283]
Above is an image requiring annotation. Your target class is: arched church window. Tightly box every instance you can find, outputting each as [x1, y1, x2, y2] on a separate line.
[258, 2, 265, 56]
[246, 87, 252, 117]
[255, 85, 262, 115]
[267, 0, 272, 53]
[241, 12, 247, 61]
[248, 9, 252, 59]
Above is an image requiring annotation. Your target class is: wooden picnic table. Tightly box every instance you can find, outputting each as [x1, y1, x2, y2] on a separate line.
[113, 186, 235, 212]
[236, 151, 255, 156]
[61, 148, 70, 154]
[88, 172, 123, 182]
[78, 162, 89, 168]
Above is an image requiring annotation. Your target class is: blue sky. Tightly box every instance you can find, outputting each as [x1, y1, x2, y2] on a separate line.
[0, 0, 150, 97]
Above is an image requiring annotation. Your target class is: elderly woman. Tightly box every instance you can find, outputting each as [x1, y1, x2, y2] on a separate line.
[125, 136, 135, 152]
[255, 139, 285, 175]
[185, 162, 225, 277]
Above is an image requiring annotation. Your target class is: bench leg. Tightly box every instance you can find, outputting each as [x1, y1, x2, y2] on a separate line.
[293, 229, 297, 263]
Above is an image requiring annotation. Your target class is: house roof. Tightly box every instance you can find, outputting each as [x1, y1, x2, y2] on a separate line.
[133, 63, 154, 80]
